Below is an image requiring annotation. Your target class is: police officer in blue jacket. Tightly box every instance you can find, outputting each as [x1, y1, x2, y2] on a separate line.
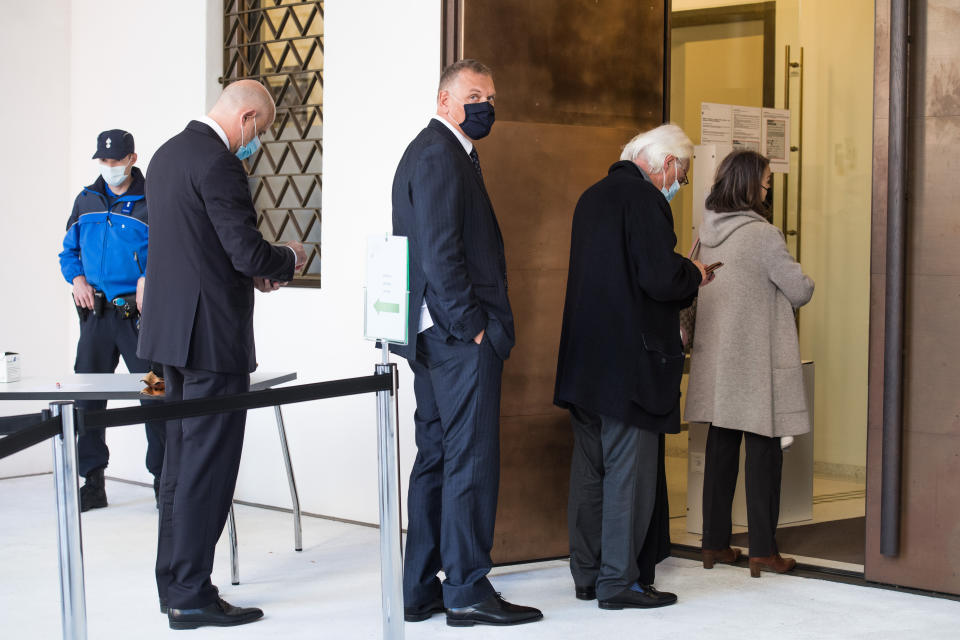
[59, 129, 165, 512]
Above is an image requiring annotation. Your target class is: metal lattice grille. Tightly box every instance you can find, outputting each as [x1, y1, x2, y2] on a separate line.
[224, 0, 323, 286]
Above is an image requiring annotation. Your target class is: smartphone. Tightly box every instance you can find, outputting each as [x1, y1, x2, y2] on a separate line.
[705, 261, 724, 273]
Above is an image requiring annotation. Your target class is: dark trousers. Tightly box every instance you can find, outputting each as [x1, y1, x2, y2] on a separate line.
[702, 425, 783, 558]
[155, 365, 249, 609]
[567, 405, 660, 600]
[74, 311, 165, 477]
[403, 326, 503, 609]
[636, 434, 671, 585]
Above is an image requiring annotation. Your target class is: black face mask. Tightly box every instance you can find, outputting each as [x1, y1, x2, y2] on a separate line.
[761, 182, 774, 221]
[459, 101, 496, 140]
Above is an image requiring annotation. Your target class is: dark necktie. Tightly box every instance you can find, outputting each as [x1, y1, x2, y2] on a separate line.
[469, 148, 483, 180]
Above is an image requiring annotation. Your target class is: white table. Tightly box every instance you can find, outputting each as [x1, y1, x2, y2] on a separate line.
[0, 371, 296, 399]
[0, 371, 303, 585]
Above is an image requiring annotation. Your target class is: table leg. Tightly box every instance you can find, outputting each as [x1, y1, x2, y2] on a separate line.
[273, 405, 302, 551]
[51, 401, 88, 640]
[227, 504, 239, 585]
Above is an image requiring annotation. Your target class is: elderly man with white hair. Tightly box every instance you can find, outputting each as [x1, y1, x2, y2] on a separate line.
[554, 123, 710, 610]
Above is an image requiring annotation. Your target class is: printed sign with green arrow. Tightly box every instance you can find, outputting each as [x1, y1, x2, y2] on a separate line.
[373, 299, 400, 314]
[365, 234, 409, 345]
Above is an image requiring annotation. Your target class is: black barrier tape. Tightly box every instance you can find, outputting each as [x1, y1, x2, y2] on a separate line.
[0, 416, 62, 460]
[0, 412, 50, 436]
[0, 372, 395, 459]
[82, 373, 394, 429]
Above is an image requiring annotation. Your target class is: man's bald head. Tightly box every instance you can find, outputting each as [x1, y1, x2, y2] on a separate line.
[216, 80, 276, 121]
[208, 79, 276, 153]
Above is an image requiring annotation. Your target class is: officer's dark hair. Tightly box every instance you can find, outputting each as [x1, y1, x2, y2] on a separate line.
[438, 59, 492, 93]
[705, 150, 772, 221]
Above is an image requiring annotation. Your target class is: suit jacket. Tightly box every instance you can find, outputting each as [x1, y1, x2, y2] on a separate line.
[554, 161, 702, 433]
[389, 119, 514, 361]
[137, 121, 295, 374]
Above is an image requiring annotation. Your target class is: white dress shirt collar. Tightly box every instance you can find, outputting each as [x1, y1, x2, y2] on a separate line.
[197, 115, 230, 149]
[431, 115, 473, 155]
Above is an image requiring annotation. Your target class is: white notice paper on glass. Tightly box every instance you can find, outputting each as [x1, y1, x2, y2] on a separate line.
[701, 102, 732, 145]
[364, 235, 409, 345]
[702, 102, 792, 174]
[761, 108, 791, 173]
[731, 105, 762, 151]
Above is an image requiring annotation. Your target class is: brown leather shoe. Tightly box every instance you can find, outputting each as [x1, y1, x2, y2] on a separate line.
[749, 554, 797, 577]
[702, 547, 741, 569]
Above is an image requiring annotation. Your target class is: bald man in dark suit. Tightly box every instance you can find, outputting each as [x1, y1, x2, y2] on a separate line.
[139, 79, 305, 630]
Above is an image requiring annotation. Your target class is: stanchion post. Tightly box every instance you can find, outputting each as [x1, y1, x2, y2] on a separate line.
[50, 401, 88, 640]
[375, 357, 404, 640]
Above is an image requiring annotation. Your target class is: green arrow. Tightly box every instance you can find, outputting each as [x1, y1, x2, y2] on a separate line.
[373, 299, 400, 314]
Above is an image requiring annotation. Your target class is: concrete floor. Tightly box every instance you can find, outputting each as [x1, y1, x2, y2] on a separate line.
[1, 474, 958, 640]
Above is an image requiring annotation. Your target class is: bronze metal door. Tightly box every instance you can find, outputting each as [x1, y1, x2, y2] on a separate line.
[444, 0, 669, 563]
[866, 0, 960, 596]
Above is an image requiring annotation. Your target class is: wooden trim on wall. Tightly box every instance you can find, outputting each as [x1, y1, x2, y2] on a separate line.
[663, 0, 672, 122]
[441, 0, 461, 68]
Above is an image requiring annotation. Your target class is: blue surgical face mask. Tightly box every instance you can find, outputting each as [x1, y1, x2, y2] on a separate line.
[235, 115, 261, 160]
[458, 101, 495, 140]
[100, 161, 130, 188]
[660, 160, 681, 202]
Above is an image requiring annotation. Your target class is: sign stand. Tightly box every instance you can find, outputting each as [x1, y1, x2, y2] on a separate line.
[374, 359, 403, 640]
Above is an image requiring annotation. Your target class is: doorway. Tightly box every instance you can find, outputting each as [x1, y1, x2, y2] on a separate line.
[668, 0, 874, 572]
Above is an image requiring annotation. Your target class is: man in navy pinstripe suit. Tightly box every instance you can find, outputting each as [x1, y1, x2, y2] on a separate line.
[390, 59, 542, 628]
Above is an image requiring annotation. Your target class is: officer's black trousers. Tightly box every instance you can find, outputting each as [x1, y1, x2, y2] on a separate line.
[74, 311, 166, 477]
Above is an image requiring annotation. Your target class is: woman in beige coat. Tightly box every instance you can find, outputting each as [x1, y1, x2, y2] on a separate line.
[685, 150, 814, 577]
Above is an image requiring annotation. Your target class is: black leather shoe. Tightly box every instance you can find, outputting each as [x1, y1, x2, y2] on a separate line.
[598, 583, 677, 610]
[79, 468, 107, 512]
[168, 597, 263, 629]
[575, 585, 596, 601]
[404, 595, 445, 622]
[446, 593, 543, 627]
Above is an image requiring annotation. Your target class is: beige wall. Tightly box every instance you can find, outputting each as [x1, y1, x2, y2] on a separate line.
[670, 20, 765, 253]
[0, 0, 72, 478]
[795, 1, 874, 476]
[671, 1, 874, 477]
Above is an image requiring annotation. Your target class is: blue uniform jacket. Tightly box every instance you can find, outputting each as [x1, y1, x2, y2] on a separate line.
[59, 167, 148, 301]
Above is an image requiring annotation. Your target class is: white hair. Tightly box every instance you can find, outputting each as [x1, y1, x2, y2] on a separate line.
[619, 123, 693, 172]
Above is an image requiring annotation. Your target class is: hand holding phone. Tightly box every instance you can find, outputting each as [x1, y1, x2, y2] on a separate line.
[705, 261, 724, 274]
